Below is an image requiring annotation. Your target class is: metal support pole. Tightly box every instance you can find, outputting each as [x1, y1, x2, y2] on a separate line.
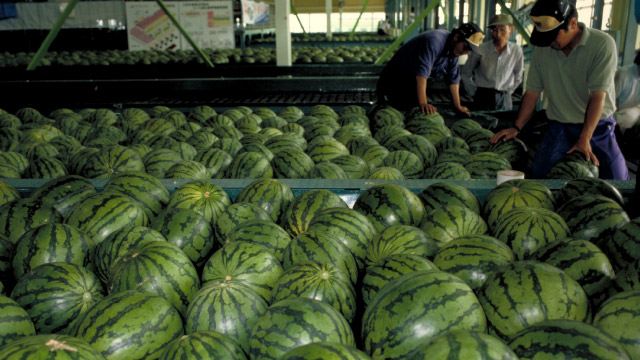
[326, 0, 332, 39]
[276, 0, 292, 66]
[375, 0, 441, 65]
[290, 1, 307, 34]
[350, 0, 371, 38]
[27, 0, 79, 71]
[496, 0, 530, 45]
[592, 0, 604, 29]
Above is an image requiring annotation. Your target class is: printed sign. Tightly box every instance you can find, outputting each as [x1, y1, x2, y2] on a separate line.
[241, 0, 269, 25]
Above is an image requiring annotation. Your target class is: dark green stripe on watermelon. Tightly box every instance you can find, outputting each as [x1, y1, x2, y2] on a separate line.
[29, 175, 97, 218]
[593, 289, 640, 359]
[0, 334, 104, 359]
[0, 295, 36, 348]
[159, 330, 248, 360]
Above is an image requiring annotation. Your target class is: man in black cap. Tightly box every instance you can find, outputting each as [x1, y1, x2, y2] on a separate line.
[491, 0, 629, 179]
[377, 23, 484, 115]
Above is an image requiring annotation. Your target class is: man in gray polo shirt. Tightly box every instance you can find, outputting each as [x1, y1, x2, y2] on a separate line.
[491, 0, 629, 180]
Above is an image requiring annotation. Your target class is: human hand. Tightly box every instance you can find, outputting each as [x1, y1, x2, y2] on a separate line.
[567, 138, 599, 166]
[420, 102, 437, 114]
[490, 127, 518, 144]
[455, 105, 470, 116]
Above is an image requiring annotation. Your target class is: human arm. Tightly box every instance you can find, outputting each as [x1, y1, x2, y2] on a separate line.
[460, 51, 480, 96]
[417, 75, 437, 114]
[490, 89, 541, 143]
[509, 48, 524, 95]
[567, 90, 605, 165]
[449, 83, 469, 115]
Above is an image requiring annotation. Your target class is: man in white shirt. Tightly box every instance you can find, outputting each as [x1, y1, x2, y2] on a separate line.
[614, 52, 640, 133]
[461, 14, 524, 110]
[378, 17, 391, 35]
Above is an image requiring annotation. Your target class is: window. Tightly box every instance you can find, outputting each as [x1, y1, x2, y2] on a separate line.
[289, 12, 386, 33]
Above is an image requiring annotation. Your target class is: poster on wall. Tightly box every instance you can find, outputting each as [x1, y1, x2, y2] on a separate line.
[125, 1, 234, 51]
[241, 0, 269, 25]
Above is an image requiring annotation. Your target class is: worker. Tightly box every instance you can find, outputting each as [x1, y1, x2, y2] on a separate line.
[490, 0, 629, 180]
[376, 23, 484, 115]
[613, 51, 640, 134]
[377, 17, 391, 35]
[461, 14, 524, 110]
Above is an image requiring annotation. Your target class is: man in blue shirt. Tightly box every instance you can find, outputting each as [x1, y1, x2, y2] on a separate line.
[376, 23, 484, 115]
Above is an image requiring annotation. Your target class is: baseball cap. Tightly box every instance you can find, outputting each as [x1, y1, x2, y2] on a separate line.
[489, 14, 513, 27]
[529, 0, 572, 47]
[457, 23, 485, 51]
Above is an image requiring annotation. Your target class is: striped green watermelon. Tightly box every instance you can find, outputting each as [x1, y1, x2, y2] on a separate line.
[0, 163, 20, 178]
[280, 342, 371, 360]
[108, 241, 200, 315]
[249, 298, 355, 360]
[374, 126, 411, 148]
[70, 290, 183, 360]
[271, 148, 315, 179]
[0, 295, 36, 347]
[211, 124, 243, 139]
[435, 136, 470, 154]
[356, 145, 389, 170]
[488, 137, 527, 166]
[82, 145, 145, 179]
[362, 270, 486, 360]
[237, 144, 274, 161]
[0, 235, 12, 284]
[29, 175, 96, 217]
[418, 182, 481, 214]
[353, 183, 424, 232]
[383, 150, 424, 179]
[142, 149, 182, 178]
[165, 160, 211, 179]
[12, 223, 93, 280]
[25, 157, 68, 179]
[270, 262, 356, 322]
[346, 136, 379, 154]
[411, 329, 518, 360]
[284, 230, 358, 284]
[92, 225, 166, 285]
[607, 218, 640, 271]
[0, 180, 20, 207]
[420, 206, 488, 248]
[212, 138, 243, 157]
[0, 197, 62, 244]
[406, 110, 444, 124]
[188, 106, 216, 124]
[225, 152, 273, 178]
[68, 147, 99, 176]
[306, 137, 349, 163]
[213, 202, 272, 246]
[557, 194, 630, 247]
[463, 129, 495, 154]
[547, 160, 597, 179]
[10, 262, 103, 334]
[194, 148, 233, 178]
[606, 259, 640, 297]
[340, 105, 366, 118]
[151, 208, 214, 267]
[281, 189, 347, 237]
[593, 289, 640, 359]
[102, 171, 170, 218]
[387, 134, 437, 167]
[262, 116, 289, 129]
[362, 254, 437, 306]
[372, 108, 404, 131]
[140, 118, 176, 136]
[167, 181, 232, 225]
[65, 192, 149, 245]
[333, 123, 372, 145]
[330, 154, 370, 179]
[148, 106, 171, 118]
[0, 334, 105, 359]
[185, 281, 268, 352]
[556, 177, 624, 206]
[368, 167, 405, 179]
[235, 178, 294, 223]
[433, 235, 515, 290]
[165, 141, 196, 161]
[464, 152, 511, 179]
[202, 241, 283, 302]
[425, 162, 471, 179]
[259, 127, 284, 139]
[18, 142, 59, 162]
[209, 115, 236, 128]
[159, 330, 247, 360]
[483, 179, 555, 231]
[477, 261, 591, 340]
[410, 121, 452, 145]
[225, 220, 291, 262]
[264, 133, 307, 153]
[366, 225, 438, 266]
[187, 131, 218, 153]
[507, 319, 630, 360]
[307, 162, 349, 179]
[0, 151, 29, 174]
[0, 128, 20, 152]
[492, 207, 570, 260]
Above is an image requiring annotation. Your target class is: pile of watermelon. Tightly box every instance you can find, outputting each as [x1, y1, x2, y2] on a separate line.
[0, 174, 638, 359]
[0, 104, 545, 181]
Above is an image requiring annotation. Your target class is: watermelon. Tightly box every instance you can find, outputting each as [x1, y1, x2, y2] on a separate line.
[330, 154, 370, 179]
[488, 137, 528, 166]
[281, 106, 305, 119]
[433, 235, 515, 290]
[0, 295, 36, 347]
[366, 225, 438, 265]
[0, 235, 12, 283]
[374, 126, 411, 148]
[280, 342, 371, 360]
[0, 163, 20, 178]
[362, 254, 437, 306]
[92, 225, 167, 285]
[167, 181, 232, 225]
[387, 134, 438, 167]
[187, 131, 218, 152]
[307, 162, 349, 179]
[65, 192, 149, 245]
[346, 136, 379, 155]
[215, 203, 273, 245]
[607, 259, 640, 297]
[477, 261, 591, 340]
[25, 156, 68, 179]
[281, 189, 347, 237]
[271, 148, 315, 179]
[464, 152, 511, 179]
[0, 334, 105, 359]
[437, 148, 473, 165]
[557, 194, 630, 247]
[70, 290, 184, 360]
[0, 151, 29, 174]
[102, 171, 170, 218]
[362, 270, 486, 360]
[82, 145, 145, 179]
[435, 136, 470, 154]
[547, 160, 598, 179]
[265, 133, 307, 153]
[424, 162, 472, 179]
[353, 183, 424, 232]
[411, 329, 518, 360]
[462, 128, 494, 153]
[420, 206, 488, 248]
[68, 147, 100, 176]
[0, 197, 62, 244]
[368, 167, 405, 179]
[201, 241, 283, 302]
[236, 144, 273, 161]
[530, 238, 615, 306]
[270, 262, 356, 322]
[185, 280, 267, 352]
[382, 150, 424, 179]
[142, 149, 182, 178]
[151, 208, 214, 267]
[225, 220, 291, 262]
[108, 241, 200, 315]
[0, 180, 20, 207]
[607, 218, 640, 271]
[507, 319, 630, 360]
[306, 137, 349, 163]
[11, 223, 93, 280]
[418, 182, 481, 214]
[140, 118, 176, 136]
[165, 160, 211, 179]
[10, 262, 103, 334]
[483, 179, 555, 231]
[235, 178, 294, 223]
[194, 148, 233, 178]
[29, 175, 97, 217]
[159, 330, 247, 360]
[593, 289, 640, 359]
[556, 177, 624, 207]
[310, 105, 339, 121]
[212, 138, 243, 157]
[225, 151, 273, 178]
[249, 298, 355, 360]
[492, 207, 570, 260]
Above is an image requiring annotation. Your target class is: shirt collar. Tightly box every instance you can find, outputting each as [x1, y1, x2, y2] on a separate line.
[577, 22, 589, 48]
